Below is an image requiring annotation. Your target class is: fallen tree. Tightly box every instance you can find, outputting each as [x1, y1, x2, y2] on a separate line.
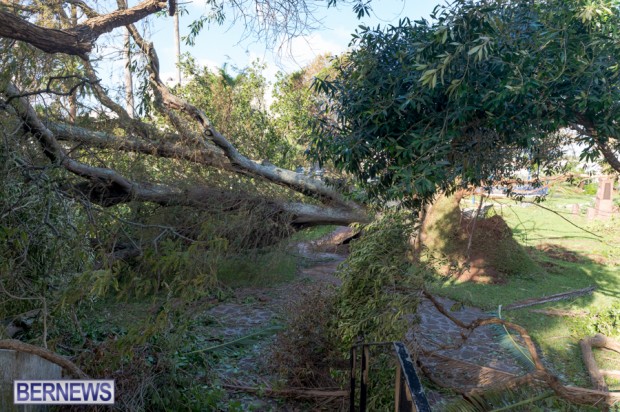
[0, 0, 369, 228]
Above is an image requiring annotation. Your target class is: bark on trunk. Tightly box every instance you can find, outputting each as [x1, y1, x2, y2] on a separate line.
[596, 140, 620, 174]
[3, 82, 367, 227]
[0, 0, 166, 58]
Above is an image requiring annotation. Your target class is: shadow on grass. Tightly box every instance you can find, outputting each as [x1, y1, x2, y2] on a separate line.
[426, 244, 619, 391]
[427, 244, 618, 309]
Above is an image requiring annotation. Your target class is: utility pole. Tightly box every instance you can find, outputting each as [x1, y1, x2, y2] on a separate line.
[174, 10, 181, 85]
[118, 0, 134, 117]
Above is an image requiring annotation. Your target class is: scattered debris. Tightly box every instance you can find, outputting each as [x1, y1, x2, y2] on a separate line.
[503, 286, 595, 311]
[535, 243, 584, 263]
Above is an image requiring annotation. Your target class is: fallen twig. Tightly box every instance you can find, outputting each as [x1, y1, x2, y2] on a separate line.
[221, 384, 348, 399]
[503, 286, 595, 311]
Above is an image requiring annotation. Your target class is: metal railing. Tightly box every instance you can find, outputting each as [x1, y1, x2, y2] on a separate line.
[349, 341, 431, 412]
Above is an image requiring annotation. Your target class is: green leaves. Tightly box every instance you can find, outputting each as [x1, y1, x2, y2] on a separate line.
[467, 36, 492, 62]
[310, 0, 620, 204]
[419, 68, 438, 88]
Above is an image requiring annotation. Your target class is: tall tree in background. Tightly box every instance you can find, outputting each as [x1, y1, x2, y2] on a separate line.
[173, 1, 181, 85]
[119, 0, 135, 117]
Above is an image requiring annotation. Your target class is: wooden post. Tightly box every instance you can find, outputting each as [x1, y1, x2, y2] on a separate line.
[360, 346, 369, 412]
[394, 364, 402, 412]
[350, 346, 356, 412]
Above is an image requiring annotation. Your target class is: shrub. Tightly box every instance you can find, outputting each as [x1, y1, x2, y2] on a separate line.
[335, 213, 424, 409]
[583, 183, 597, 195]
[270, 285, 340, 388]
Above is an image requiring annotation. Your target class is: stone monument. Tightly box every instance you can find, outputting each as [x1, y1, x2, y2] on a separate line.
[586, 175, 616, 220]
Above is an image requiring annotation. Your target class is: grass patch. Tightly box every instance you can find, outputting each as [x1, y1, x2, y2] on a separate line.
[216, 248, 297, 288]
[289, 225, 338, 242]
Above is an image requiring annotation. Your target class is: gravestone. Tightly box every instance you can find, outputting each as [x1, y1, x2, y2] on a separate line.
[0, 349, 62, 411]
[587, 175, 616, 220]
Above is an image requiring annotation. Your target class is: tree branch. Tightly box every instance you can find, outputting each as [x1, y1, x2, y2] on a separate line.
[596, 139, 620, 174]
[0, 0, 167, 58]
[0, 339, 88, 378]
[2, 82, 365, 226]
[126, 23, 365, 212]
[5, 75, 96, 103]
[421, 291, 620, 407]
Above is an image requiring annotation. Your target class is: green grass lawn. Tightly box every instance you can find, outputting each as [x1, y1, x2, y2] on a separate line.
[427, 185, 620, 389]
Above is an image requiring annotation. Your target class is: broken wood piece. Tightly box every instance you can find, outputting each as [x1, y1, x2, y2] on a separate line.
[590, 333, 620, 354]
[503, 286, 595, 310]
[580, 337, 609, 392]
[0, 339, 88, 378]
[579, 334, 620, 395]
[530, 308, 588, 317]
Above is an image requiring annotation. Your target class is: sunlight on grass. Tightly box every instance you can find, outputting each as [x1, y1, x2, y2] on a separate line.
[427, 186, 620, 387]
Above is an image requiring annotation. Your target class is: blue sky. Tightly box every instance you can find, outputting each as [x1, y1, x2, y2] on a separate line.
[145, 0, 443, 83]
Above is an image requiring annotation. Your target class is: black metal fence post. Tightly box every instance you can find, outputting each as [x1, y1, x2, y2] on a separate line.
[349, 341, 431, 412]
[350, 346, 357, 412]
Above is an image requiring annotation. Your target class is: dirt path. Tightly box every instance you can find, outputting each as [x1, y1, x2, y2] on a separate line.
[198, 231, 347, 410]
[200, 227, 530, 410]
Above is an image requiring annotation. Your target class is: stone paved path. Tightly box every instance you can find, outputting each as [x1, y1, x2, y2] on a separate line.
[199, 234, 346, 410]
[409, 295, 529, 394]
[200, 227, 529, 409]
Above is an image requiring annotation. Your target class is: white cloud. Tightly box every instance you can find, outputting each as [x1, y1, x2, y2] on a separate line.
[277, 32, 345, 72]
[197, 58, 221, 72]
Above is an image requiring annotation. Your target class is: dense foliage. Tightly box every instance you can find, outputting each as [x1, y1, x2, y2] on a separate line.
[312, 0, 620, 204]
[335, 213, 424, 409]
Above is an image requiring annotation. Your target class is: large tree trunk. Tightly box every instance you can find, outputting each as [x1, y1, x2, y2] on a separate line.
[2, 81, 367, 227]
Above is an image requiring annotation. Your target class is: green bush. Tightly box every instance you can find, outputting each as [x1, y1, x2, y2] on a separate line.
[583, 183, 597, 195]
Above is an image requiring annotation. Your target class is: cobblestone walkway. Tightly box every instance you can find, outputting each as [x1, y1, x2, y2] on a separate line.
[199, 235, 346, 410]
[409, 295, 529, 394]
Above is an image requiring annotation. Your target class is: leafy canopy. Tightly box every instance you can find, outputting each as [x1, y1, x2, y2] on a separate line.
[311, 0, 620, 204]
